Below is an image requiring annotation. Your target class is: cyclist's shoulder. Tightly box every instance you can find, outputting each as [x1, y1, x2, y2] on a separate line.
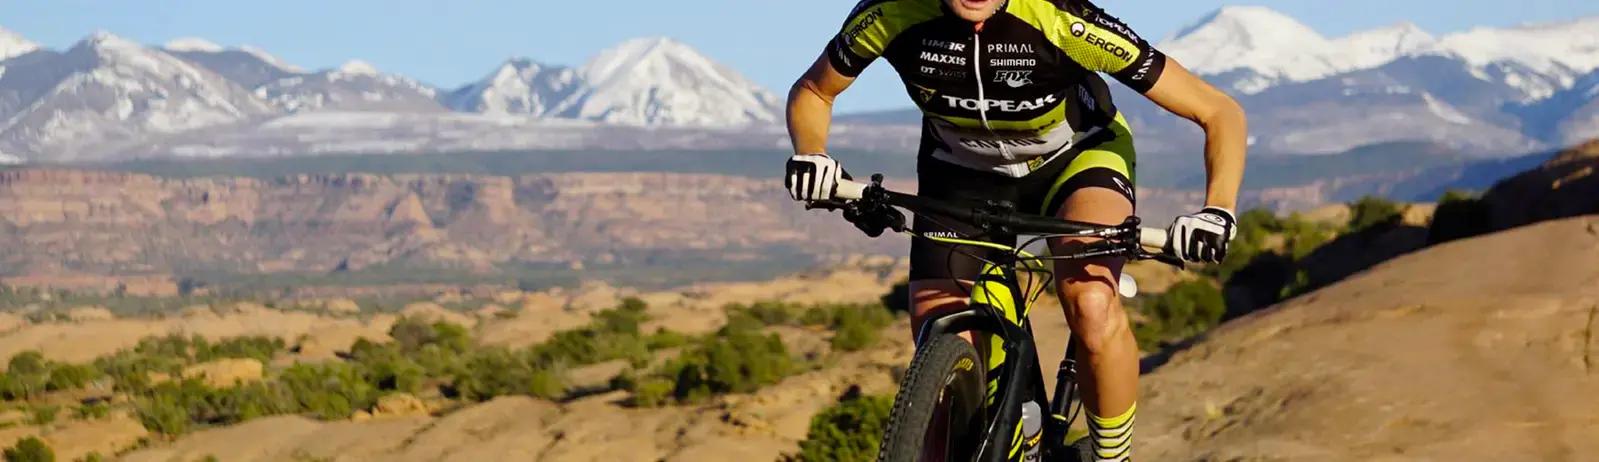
[838, 0, 941, 24]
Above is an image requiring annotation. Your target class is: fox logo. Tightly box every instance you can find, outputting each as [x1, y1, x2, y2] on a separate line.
[994, 70, 1033, 88]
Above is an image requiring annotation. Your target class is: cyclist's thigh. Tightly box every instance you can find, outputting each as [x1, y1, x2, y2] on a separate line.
[909, 153, 1017, 322]
[1036, 116, 1137, 307]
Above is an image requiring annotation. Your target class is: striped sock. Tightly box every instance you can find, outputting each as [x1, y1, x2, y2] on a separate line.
[1086, 402, 1135, 462]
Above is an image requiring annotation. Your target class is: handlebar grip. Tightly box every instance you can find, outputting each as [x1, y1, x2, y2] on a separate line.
[834, 178, 869, 201]
[1139, 227, 1170, 251]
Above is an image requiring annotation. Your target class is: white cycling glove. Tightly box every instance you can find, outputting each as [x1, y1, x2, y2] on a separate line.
[1167, 206, 1238, 264]
[785, 154, 843, 202]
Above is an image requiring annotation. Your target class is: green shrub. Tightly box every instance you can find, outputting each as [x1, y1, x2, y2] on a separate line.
[75, 402, 111, 420]
[1132, 280, 1226, 350]
[628, 378, 676, 407]
[527, 299, 656, 367]
[451, 348, 565, 401]
[665, 324, 795, 403]
[2, 436, 52, 462]
[45, 364, 99, 392]
[278, 363, 375, 420]
[793, 393, 893, 462]
[135, 392, 190, 436]
[1347, 196, 1402, 234]
[26, 406, 58, 425]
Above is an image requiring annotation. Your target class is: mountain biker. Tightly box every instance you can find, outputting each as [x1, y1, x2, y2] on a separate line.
[784, 0, 1246, 459]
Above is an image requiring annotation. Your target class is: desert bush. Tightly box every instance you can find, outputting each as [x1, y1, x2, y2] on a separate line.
[1131, 280, 1226, 350]
[1347, 195, 1402, 234]
[664, 322, 795, 403]
[75, 402, 111, 420]
[792, 392, 893, 462]
[278, 363, 375, 420]
[528, 298, 655, 367]
[451, 348, 564, 401]
[2, 436, 52, 462]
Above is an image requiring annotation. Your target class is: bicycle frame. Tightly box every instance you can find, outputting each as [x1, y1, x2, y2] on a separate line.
[912, 243, 1075, 462]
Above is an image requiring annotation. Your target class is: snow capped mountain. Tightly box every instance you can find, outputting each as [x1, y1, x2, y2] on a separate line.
[1161, 7, 1599, 99]
[0, 27, 38, 61]
[1161, 6, 1343, 88]
[1430, 17, 1599, 98]
[163, 37, 225, 53]
[1335, 22, 1436, 69]
[165, 42, 305, 89]
[0, 31, 273, 161]
[443, 58, 579, 115]
[550, 37, 781, 126]
[254, 59, 444, 113]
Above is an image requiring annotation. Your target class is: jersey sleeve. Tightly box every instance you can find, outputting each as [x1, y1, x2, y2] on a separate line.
[1052, 0, 1167, 93]
[826, 0, 897, 77]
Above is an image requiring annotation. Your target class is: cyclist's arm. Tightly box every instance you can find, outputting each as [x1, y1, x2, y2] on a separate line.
[1142, 61, 1247, 210]
[787, 55, 857, 156]
[1048, 0, 1247, 210]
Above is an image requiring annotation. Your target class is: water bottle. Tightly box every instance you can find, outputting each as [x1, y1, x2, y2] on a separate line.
[1021, 401, 1043, 462]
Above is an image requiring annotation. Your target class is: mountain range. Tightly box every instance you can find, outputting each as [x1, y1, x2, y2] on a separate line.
[0, 31, 782, 162]
[0, 6, 1597, 163]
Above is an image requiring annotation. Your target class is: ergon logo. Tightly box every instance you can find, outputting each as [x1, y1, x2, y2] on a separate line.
[842, 8, 885, 46]
[1070, 22, 1086, 38]
[920, 51, 967, 66]
[994, 70, 1033, 88]
[1085, 33, 1134, 63]
[942, 94, 1059, 112]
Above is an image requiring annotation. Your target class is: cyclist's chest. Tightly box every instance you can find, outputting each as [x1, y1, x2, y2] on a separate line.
[882, 16, 1090, 118]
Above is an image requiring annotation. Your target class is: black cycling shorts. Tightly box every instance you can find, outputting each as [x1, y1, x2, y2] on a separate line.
[909, 114, 1138, 282]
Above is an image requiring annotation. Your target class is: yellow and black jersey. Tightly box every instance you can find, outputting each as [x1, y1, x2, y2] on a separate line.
[827, 0, 1165, 177]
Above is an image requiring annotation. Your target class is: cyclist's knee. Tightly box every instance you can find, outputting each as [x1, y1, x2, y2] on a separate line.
[1065, 283, 1128, 353]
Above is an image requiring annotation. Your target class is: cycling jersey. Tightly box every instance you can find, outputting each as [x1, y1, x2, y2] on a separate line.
[828, 0, 1166, 178]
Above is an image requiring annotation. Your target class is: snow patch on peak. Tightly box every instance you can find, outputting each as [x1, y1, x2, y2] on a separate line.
[1163, 7, 1599, 97]
[238, 45, 305, 73]
[1332, 22, 1437, 69]
[0, 26, 39, 61]
[163, 37, 225, 52]
[334, 60, 380, 76]
[83, 31, 143, 50]
[1433, 16, 1599, 76]
[0, 150, 21, 165]
[444, 57, 577, 115]
[1161, 6, 1336, 84]
[556, 36, 780, 126]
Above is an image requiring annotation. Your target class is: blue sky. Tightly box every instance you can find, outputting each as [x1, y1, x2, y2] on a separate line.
[5, 0, 1598, 112]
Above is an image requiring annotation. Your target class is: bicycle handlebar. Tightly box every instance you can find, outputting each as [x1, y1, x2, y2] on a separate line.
[829, 175, 1180, 265]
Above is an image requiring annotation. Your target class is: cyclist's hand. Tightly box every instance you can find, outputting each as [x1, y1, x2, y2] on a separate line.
[1167, 206, 1237, 264]
[785, 154, 843, 202]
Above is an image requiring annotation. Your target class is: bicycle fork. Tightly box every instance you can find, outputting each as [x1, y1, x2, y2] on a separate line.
[1045, 338, 1082, 452]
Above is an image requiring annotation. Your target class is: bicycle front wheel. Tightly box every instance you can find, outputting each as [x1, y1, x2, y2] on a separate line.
[878, 333, 987, 462]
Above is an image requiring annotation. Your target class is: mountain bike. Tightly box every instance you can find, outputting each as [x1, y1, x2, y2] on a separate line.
[815, 174, 1179, 462]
